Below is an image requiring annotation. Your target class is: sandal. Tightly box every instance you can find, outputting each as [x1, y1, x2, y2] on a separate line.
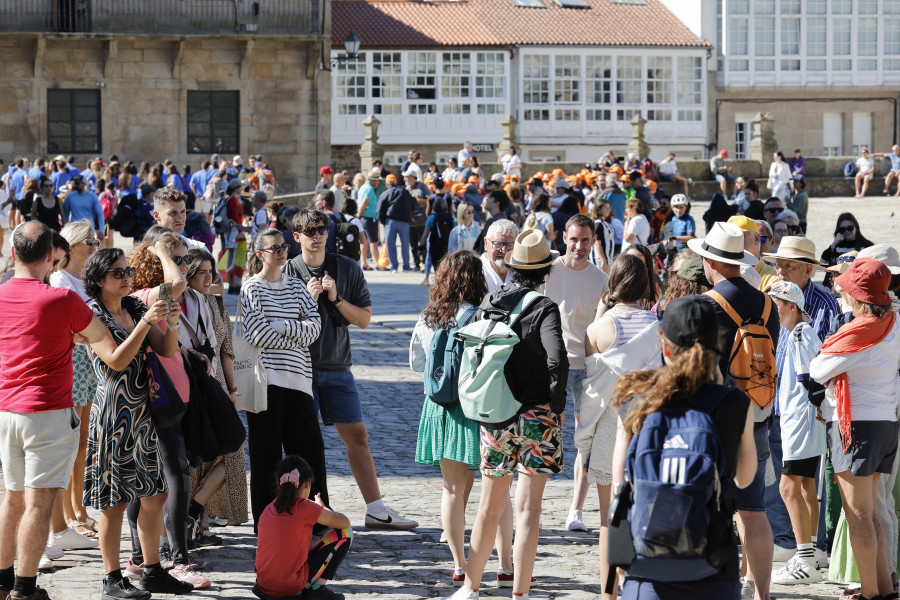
[841, 587, 862, 600]
[69, 521, 98, 538]
[84, 516, 100, 534]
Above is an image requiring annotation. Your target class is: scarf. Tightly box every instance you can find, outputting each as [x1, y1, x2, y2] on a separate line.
[820, 312, 896, 451]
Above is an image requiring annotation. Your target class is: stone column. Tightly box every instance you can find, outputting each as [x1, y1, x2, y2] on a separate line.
[359, 114, 383, 174]
[749, 112, 777, 167]
[498, 115, 519, 152]
[626, 114, 650, 159]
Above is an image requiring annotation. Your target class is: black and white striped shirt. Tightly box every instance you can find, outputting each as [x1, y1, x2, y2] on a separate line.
[239, 274, 321, 395]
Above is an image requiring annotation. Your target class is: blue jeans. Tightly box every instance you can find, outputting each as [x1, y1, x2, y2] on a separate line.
[767, 415, 827, 551]
[566, 368, 587, 420]
[384, 219, 410, 271]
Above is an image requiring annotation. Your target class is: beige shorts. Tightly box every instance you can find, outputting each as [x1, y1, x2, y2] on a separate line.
[0, 407, 80, 491]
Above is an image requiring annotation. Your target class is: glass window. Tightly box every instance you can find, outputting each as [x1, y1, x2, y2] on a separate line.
[781, 18, 799, 55]
[616, 108, 641, 121]
[807, 18, 826, 57]
[475, 52, 505, 99]
[832, 0, 851, 14]
[729, 58, 749, 71]
[616, 56, 642, 105]
[808, 58, 827, 71]
[48, 89, 101, 154]
[888, 2, 900, 14]
[859, 0, 878, 14]
[755, 17, 775, 56]
[442, 104, 472, 114]
[677, 109, 702, 121]
[858, 18, 878, 57]
[586, 108, 611, 120]
[338, 104, 367, 115]
[555, 108, 580, 120]
[554, 55, 581, 103]
[409, 104, 436, 115]
[647, 109, 671, 121]
[586, 55, 611, 104]
[887, 20, 900, 54]
[335, 53, 366, 101]
[646, 56, 672, 110]
[859, 59, 878, 70]
[441, 52, 470, 99]
[833, 58, 852, 70]
[524, 108, 549, 121]
[406, 52, 436, 100]
[186, 90, 237, 155]
[371, 52, 401, 115]
[807, 0, 826, 14]
[833, 19, 851, 56]
[780, 0, 800, 14]
[477, 103, 505, 114]
[755, 59, 775, 71]
[523, 54, 550, 104]
[754, 0, 774, 14]
[886, 58, 900, 70]
[734, 121, 749, 159]
[676, 56, 702, 105]
[727, 0, 748, 14]
[781, 59, 800, 70]
[729, 18, 748, 55]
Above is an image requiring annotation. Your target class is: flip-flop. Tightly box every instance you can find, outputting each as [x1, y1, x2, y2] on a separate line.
[70, 521, 98, 539]
[840, 586, 862, 600]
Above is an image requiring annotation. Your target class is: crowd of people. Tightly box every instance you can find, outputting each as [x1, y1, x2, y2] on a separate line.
[1, 143, 900, 600]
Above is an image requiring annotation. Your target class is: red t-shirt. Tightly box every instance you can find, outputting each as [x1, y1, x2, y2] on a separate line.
[255, 498, 324, 597]
[0, 278, 94, 412]
[227, 195, 245, 241]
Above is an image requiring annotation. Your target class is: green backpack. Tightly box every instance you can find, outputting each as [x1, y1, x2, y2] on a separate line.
[453, 290, 542, 428]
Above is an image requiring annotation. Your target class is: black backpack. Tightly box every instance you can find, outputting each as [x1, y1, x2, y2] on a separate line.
[428, 211, 454, 265]
[329, 212, 361, 261]
[212, 196, 232, 236]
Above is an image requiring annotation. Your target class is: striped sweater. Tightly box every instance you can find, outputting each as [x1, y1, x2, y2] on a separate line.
[239, 274, 321, 395]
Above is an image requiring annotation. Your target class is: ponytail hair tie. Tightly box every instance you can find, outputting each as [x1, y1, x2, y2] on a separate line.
[279, 469, 300, 487]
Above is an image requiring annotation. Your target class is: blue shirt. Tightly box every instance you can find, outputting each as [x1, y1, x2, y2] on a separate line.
[50, 170, 72, 195]
[79, 169, 97, 192]
[671, 214, 695, 251]
[9, 169, 26, 200]
[63, 190, 105, 232]
[890, 153, 900, 172]
[66, 165, 79, 177]
[191, 169, 210, 196]
[27, 167, 44, 181]
[358, 182, 378, 219]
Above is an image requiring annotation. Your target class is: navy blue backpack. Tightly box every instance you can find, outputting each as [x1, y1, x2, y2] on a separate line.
[423, 305, 478, 407]
[624, 385, 730, 582]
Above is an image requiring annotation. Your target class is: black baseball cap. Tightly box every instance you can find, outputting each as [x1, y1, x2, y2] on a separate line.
[661, 295, 719, 350]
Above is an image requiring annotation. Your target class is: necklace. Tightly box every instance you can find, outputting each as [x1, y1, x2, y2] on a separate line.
[263, 275, 284, 295]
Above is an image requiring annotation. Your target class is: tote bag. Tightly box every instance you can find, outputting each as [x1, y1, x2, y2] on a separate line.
[232, 301, 268, 413]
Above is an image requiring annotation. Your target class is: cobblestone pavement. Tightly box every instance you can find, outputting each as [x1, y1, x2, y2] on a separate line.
[12, 194, 896, 599]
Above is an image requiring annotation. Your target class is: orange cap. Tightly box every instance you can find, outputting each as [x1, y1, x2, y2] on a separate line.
[386, 174, 397, 184]
[451, 183, 466, 195]
[424, 176, 434, 184]
[552, 168, 565, 177]
[467, 175, 479, 184]
[510, 174, 520, 181]
[443, 178, 453, 189]
[542, 174, 551, 182]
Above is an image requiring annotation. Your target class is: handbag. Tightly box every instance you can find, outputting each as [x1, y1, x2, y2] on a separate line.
[232, 300, 268, 413]
[145, 350, 186, 429]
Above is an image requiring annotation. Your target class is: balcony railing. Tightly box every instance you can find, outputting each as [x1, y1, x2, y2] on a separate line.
[0, 0, 322, 36]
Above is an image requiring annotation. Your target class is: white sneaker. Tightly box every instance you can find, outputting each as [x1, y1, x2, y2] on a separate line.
[43, 544, 64, 560]
[815, 547, 830, 569]
[48, 526, 99, 550]
[365, 506, 418, 530]
[740, 576, 754, 598]
[566, 509, 587, 532]
[38, 553, 54, 571]
[442, 586, 479, 600]
[771, 555, 822, 584]
[772, 544, 795, 562]
[688, 178, 695, 185]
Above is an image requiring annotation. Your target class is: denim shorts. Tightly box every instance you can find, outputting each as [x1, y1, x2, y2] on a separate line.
[311, 369, 363, 426]
[567, 368, 587, 419]
[735, 424, 772, 512]
[715, 173, 736, 184]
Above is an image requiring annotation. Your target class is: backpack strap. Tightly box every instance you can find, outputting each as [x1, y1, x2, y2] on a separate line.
[705, 289, 772, 327]
[506, 291, 543, 328]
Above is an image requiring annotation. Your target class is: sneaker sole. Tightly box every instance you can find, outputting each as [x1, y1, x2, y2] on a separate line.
[364, 521, 417, 530]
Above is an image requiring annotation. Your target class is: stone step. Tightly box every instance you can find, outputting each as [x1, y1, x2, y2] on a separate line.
[656, 176, 889, 200]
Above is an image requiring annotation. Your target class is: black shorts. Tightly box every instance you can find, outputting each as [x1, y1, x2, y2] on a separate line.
[782, 455, 819, 478]
[827, 420, 899, 477]
[360, 217, 379, 244]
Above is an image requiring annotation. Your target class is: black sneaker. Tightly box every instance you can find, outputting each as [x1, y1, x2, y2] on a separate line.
[102, 577, 151, 600]
[302, 586, 344, 600]
[136, 569, 194, 595]
[195, 531, 222, 547]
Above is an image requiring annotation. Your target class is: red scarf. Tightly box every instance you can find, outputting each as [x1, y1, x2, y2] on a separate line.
[820, 312, 896, 451]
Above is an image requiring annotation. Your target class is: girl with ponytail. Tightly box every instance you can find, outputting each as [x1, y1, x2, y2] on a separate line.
[255, 456, 353, 600]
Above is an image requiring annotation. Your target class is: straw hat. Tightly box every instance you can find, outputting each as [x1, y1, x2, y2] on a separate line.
[825, 250, 858, 275]
[687, 222, 758, 267]
[504, 230, 559, 270]
[366, 168, 382, 181]
[762, 236, 821, 267]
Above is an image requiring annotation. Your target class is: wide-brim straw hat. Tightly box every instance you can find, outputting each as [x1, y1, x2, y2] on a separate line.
[505, 230, 559, 270]
[687, 222, 758, 267]
[762, 236, 822, 268]
[366, 168, 382, 181]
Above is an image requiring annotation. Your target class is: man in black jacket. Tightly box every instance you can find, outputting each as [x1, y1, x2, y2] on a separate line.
[375, 174, 415, 272]
[445, 229, 567, 600]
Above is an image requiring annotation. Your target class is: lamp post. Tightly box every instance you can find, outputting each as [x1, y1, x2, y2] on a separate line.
[330, 31, 361, 69]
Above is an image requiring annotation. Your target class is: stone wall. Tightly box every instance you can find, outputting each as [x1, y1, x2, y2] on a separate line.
[0, 34, 329, 193]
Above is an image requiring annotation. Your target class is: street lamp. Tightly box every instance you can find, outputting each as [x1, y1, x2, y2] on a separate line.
[330, 31, 362, 69]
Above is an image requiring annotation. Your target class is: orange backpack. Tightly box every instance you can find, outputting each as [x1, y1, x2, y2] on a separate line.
[705, 290, 777, 410]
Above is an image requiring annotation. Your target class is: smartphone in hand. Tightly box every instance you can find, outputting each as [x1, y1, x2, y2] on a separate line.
[158, 281, 173, 304]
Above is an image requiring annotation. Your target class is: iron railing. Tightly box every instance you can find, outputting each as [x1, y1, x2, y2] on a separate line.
[0, 0, 322, 36]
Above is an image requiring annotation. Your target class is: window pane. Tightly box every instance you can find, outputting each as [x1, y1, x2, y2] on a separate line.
[887, 20, 900, 54]
[754, 0, 774, 14]
[48, 122, 72, 137]
[616, 56, 642, 105]
[729, 58, 749, 71]
[780, 0, 800, 14]
[46, 89, 100, 154]
[859, 0, 878, 14]
[554, 55, 581, 103]
[833, 58, 852, 70]
[755, 17, 774, 56]
[407, 52, 436, 100]
[676, 56, 702, 105]
[646, 56, 672, 108]
[859, 18, 878, 57]
[780, 59, 800, 70]
[807, 58, 826, 71]
[807, 0, 826, 14]
[781, 18, 799, 55]
[729, 18, 748, 55]
[832, 0, 851, 14]
[187, 91, 238, 155]
[807, 17, 826, 57]
[586, 55, 611, 104]
[441, 52, 471, 99]
[372, 52, 401, 100]
[727, 0, 748, 14]
[476, 53, 506, 100]
[523, 55, 550, 104]
[833, 19, 851, 56]
[755, 59, 775, 71]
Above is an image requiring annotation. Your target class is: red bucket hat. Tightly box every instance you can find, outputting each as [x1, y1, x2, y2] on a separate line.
[835, 257, 892, 307]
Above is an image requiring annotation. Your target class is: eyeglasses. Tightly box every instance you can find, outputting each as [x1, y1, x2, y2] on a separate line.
[774, 261, 800, 272]
[171, 255, 194, 266]
[82, 239, 100, 247]
[261, 243, 290, 254]
[301, 226, 328, 238]
[786, 225, 802, 233]
[759, 236, 768, 244]
[464, 210, 475, 215]
[107, 266, 135, 279]
[487, 240, 514, 251]
[839, 225, 856, 234]
[764, 207, 783, 214]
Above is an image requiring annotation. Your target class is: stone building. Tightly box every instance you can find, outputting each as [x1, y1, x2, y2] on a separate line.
[0, 0, 331, 193]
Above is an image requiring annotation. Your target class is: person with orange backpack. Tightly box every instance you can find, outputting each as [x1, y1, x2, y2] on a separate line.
[688, 222, 781, 600]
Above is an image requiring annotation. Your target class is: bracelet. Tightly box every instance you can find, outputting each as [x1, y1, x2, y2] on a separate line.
[229, 387, 238, 394]
[334, 299, 344, 309]
[167, 321, 180, 329]
[141, 317, 152, 327]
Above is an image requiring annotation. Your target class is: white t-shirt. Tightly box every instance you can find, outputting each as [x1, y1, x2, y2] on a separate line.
[501, 154, 522, 177]
[542, 257, 610, 370]
[857, 156, 875, 175]
[658, 159, 678, 176]
[480, 252, 514, 294]
[330, 185, 346, 212]
[621, 214, 650, 251]
[49, 268, 88, 302]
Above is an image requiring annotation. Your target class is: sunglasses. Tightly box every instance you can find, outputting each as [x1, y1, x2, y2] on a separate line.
[82, 239, 101, 247]
[107, 266, 135, 279]
[301, 226, 328, 238]
[839, 225, 855, 234]
[765, 207, 783, 214]
[786, 225, 802, 233]
[759, 236, 768, 244]
[171, 255, 194, 266]
[464, 210, 475, 215]
[261, 243, 290, 254]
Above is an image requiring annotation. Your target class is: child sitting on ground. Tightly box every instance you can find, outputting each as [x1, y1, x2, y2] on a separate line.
[254, 456, 353, 600]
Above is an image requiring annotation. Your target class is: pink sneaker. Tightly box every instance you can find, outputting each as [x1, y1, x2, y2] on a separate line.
[125, 558, 144, 578]
[169, 563, 211, 589]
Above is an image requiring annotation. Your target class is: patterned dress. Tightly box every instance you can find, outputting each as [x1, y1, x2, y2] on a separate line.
[189, 294, 248, 526]
[83, 296, 167, 511]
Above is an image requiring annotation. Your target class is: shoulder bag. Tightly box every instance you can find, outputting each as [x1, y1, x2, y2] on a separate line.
[232, 297, 268, 413]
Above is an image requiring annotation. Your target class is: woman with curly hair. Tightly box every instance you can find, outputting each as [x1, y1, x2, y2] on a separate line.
[609, 295, 756, 600]
[410, 250, 515, 587]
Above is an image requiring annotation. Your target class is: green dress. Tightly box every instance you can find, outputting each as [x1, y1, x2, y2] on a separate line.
[828, 511, 860, 585]
[415, 397, 480, 469]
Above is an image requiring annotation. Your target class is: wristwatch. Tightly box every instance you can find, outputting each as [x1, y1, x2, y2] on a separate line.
[331, 293, 344, 306]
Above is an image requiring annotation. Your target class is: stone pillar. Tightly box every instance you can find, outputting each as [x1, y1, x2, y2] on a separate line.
[626, 114, 650, 159]
[749, 112, 777, 167]
[359, 114, 383, 174]
[498, 115, 519, 152]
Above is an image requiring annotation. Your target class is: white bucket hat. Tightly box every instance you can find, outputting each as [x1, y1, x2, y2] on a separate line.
[687, 222, 758, 267]
[857, 244, 900, 275]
